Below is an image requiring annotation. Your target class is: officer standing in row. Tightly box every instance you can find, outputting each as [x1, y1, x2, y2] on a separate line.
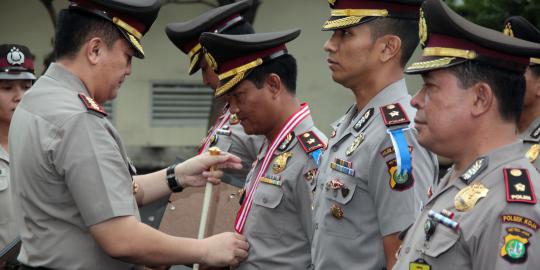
[8, 1, 248, 269]
[502, 16, 540, 171]
[311, 0, 439, 269]
[0, 43, 36, 268]
[200, 29, 327, 269]
[166, 0, 262, 190]
[394, 0, 540, 269]
[164, 3, 263, 237]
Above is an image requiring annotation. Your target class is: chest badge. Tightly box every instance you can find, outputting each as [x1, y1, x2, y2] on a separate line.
[272, 152, 293, 174]
[346, 133, 365, 156]
[454, 183, 489, 212]
[526, 144, 540, 163]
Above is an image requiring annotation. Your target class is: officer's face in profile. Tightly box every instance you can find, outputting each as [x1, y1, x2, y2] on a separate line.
[523, 67, 540, 110]
[324, 23, 377, 89]
[0, 79, 31, 125]
[411, 69, 472, 157]
[94, 38, 133, 104]
[200, 58, 219, 90]
[225, 78, 273, 135]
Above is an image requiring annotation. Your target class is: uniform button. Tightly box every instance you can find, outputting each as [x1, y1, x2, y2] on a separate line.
[332, 145, 339, 152]
[263, 197, 268, 204]
[315, 223, 319, 230]
[405, 246, 410, 254]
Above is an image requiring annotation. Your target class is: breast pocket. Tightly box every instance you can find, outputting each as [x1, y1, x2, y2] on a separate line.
[250, 182, 285, 238]
[423, 225, 460, 259]
[321, 175, 359, 238]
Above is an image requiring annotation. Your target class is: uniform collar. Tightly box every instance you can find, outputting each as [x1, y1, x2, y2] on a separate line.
[45, 63, 91, 97]
[428, 141, 524, 204]
[0, 146, 8, 163]
[334, 78, 409, 140]
[257, 114, 315, 160]
[520, 115, 540, 143]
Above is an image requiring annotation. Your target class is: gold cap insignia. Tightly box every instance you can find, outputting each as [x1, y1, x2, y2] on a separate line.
[503, 22, 514, 37]
[419, 8, 428, 47]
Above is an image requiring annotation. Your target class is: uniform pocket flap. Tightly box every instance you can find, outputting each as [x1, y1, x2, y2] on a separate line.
[253, 183, 284, 209]
[424, 226, 460, 258]
[0, 172, 8, 191]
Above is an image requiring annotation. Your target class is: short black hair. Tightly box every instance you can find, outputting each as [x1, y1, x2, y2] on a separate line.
[447, 61, 525, 124]
[529, 65, 540, 78]
[244, 54, 297, 94]
[366, 17, 419, 68]
[54, 9, 123, 60]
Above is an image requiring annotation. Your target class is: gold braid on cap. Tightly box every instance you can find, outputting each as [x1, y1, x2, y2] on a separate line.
[214, 58, 264, 97]
[113, 17, 143, 39]
[423, 47, 477, 59]
[407, 57, 456, 71]
[531, 58, 540, 65]
[323, 9, 388, 29]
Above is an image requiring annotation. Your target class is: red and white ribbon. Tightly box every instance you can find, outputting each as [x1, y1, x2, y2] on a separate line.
[234, 103, 310, 233]
[197, 109, 231, 155]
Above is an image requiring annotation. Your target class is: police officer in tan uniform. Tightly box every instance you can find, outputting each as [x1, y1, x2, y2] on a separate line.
[163, 0, 264, 245]
[200, 29, 327, 269]
[311, 1, 438, 269]
[0, 44, 35, 268]
[394, 0, 540, 269]
[8, 1, 249, 269]
[166, 0, 262, 188]
[502, 16, 540, 171]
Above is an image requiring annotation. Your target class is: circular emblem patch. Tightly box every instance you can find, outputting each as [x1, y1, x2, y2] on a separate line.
[505, 239, 525, 259]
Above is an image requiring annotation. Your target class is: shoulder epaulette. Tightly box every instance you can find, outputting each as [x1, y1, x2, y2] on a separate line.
[297, 131, 325, 153]
[379, 103, 409, 127]
[504, 168, 536, 205]
[78, 93, 107, 117]
[353, 108, 374, 132]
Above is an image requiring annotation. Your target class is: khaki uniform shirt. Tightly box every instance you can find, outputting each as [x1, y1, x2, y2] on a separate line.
[0, 146, 17, 248]
[311, 79, 438, 270]
[9, 63, 140, 269]
[237, 115, 326, 270]
[206, 113, 263, 188]
[520, 116, 540, 171]
[394, 142, 540, 270]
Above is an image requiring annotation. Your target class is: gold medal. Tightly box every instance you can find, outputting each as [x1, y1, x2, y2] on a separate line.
[454, 183, 489, 212]
[526, 144, 540, 163]
[229, 113, 239, 125]
[346, 133, 364, 156]
[272, 152, 292, 174]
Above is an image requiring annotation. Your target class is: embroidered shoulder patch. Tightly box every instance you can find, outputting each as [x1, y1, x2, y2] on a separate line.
[386, 158, 414, 191]
[78, 93, 107, 117]
[504, 168, 536, 204]
[379, 103, 410, 127]
[297, 131, 325, 153]
[353, 108, 374, 132]
[500, 227, 531, 264]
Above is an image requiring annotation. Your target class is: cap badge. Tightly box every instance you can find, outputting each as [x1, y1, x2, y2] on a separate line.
[419, 8, 428, 47]
[7, 47, 25, 66]
[327, 0, 336, 6]
[503, 22, 514, 37]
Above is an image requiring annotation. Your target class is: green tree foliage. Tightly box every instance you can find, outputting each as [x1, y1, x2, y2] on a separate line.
[447, 0, 540, 30]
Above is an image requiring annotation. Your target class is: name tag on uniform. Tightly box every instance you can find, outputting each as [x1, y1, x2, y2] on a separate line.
[410, 259, 431, 270]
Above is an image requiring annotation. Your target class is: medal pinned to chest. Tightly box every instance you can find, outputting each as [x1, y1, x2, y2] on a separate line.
[454, 183, 489, 212]
[346, 132, 365, 156]
[272, 152, 293, 174]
